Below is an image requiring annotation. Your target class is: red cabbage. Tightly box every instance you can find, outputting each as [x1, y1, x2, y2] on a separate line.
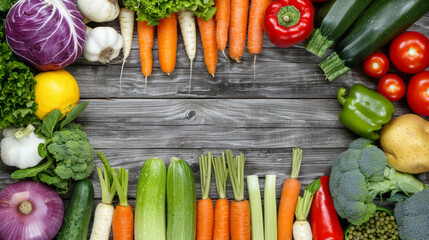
[5, 0, 86, 71]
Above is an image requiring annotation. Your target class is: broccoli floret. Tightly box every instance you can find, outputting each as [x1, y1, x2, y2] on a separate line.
[329, 138, 427, 225]
[47, 123, 94, 181]
[394, 189, 429, 240]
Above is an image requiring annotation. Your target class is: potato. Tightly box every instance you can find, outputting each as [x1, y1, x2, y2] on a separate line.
[380, 114, 429, 174]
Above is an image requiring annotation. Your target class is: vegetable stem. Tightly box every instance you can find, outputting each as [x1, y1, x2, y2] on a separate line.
[97, 151, 117, 204]
[15, 124, 35, 140]
[304, 29, 333, 57]
[290, 147, 303, 179]
[319, 52, 351, 81]
[212, 153, 228, 199]
[199, 152, 213, 200]
[226, 150, 246, 201]
[295, 179, 321, 221]
[265, 174, 277, 240]
[247, 175, 264, 240]
[112, 167, 129, 207]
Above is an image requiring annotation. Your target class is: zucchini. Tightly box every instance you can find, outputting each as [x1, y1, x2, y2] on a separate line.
[305, 0, 373, 57]
[167, 157, 196, 240]
[135, 158, 166, 240]
[56, 179, 94, 240]
[320, 0, 429, 81]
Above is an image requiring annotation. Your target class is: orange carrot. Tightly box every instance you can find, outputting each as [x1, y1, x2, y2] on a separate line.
[230, 199, 251, 240]
[248, 0, 272, 78]
[137, 20, 154, 92]
[278, 147, 303, 240]
[158, 13, 177, 75]
[213, 198, 230, 239]
[112, 168, 133, 240]
[196, 153, 214, 240]
[112, 205, 134, 240]
[226, 151, 250, 240]
[197, 17, 218, 77]
[247, 0, 271, 55]
[212, 153, 230, 240]
[215, 0, 230, 61]
[228, 0, 249, 62]
[197, 199, 214, 240]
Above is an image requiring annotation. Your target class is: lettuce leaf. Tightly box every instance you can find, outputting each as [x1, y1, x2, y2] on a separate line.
[124, 0, 216, 26]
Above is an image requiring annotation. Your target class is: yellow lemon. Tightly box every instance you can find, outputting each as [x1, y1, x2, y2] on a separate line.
[34, 70, 80, 120]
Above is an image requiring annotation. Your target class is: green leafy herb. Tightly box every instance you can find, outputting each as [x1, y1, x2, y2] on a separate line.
[11, 157, 54, 179]
[60, 102, 88, 129]
[40, 109, 63, 138]
[124, 0, 216, 26]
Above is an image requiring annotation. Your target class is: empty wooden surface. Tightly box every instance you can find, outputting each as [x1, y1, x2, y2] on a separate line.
[0, 10, 428, 236]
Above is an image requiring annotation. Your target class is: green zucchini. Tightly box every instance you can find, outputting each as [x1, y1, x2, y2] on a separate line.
[135, 158, 166, 240]
[305, 0, 373, 57]
[167, 157, 196, 240]
[56, 179, 94, 240]
[320, 0, 429, 81]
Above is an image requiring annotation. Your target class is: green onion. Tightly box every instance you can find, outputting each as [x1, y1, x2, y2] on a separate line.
[247, 175, 264, 240]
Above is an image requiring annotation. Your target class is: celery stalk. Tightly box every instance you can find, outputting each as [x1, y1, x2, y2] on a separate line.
[264, 175, 277, 240]
[247, 175, 264, 240]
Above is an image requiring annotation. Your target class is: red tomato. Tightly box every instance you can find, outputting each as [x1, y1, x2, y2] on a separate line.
[389, 31, 429, 74]
[363, 52, 390, 78]
[378, 73, 406, 101]
[407, 71, 429, 116]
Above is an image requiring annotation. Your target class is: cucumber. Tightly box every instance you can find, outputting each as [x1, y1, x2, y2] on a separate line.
[320, 0, 429, 81]
[135, 158, 166, 240]
[305, 0, 373, 57]
[56, 179, 94, 240]
[167, 157, 196, 240]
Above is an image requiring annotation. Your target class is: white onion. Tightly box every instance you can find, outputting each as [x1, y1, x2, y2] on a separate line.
[0, 181, 64, 240]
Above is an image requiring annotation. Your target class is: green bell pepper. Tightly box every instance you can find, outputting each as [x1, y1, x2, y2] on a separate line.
[337, 84, 395, 140]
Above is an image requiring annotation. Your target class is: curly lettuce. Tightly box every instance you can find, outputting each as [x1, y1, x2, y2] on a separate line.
[124, 0, 216, 26]
[0, 3, 38, 130]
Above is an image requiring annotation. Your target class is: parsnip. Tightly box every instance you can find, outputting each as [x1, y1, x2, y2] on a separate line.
[89, 203, 115, 240]
[177, 10, 196, 94]
[119, 8, 135, 92]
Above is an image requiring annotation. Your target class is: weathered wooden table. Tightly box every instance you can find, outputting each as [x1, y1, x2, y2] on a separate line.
[1, 12, 428, 236]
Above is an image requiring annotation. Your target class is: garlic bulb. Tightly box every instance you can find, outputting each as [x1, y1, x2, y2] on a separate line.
[84, 26, 123, 64]
[1, 125, 46, 169]
[77, 0, 120, 23]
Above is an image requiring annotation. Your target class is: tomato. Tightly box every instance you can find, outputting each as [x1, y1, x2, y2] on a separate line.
[377, 74, 406, 101]
[363, 52, 389, 78]
[407, 71, 429, 116]
[389, 31, 429, 74]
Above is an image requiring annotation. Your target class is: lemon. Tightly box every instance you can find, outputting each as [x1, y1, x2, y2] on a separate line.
[34, 70, 80, 120]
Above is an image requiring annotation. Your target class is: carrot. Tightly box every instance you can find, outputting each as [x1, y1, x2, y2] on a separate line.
[197, 17, 218, 77]
[226, 150, 250, 240]
[112, 167, 133, 240]
[137, 20, 154, 93]
[215, 0, 230, 63]
[196, 152, 214, 240]
[212, 153, 230, 240]
[158, 13, 177, 75]
[228, 0, 249, 62]
[278, 147, 303, 240]
[119, 8, 135, 92]
[247, 0, 272, 79]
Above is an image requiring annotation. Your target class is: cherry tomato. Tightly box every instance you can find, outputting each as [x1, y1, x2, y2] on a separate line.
[363, 52, 390, 78]
[378, 74, 406, 101]
[407, 71, 429, 116]
[389, 31, 429, 74]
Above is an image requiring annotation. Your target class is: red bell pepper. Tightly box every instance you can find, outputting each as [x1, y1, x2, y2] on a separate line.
[263, 0, 314, 48]
[311, 176, 343, 240]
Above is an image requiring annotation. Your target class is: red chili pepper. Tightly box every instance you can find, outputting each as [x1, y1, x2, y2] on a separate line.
[263, 0, 314, 48]
[311, 176, 343, 240]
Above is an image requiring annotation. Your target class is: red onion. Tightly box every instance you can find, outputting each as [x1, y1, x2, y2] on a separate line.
[0, 181, 64, 240]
